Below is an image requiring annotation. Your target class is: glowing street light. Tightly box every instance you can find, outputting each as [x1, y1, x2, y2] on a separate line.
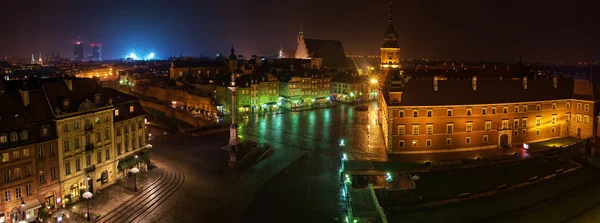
[340, 139, 345, 147]
[386, 172, 393, 182]
[130, 167, 140, 192]
[82, 192, 93, 221]
[370, 78, 378, 84]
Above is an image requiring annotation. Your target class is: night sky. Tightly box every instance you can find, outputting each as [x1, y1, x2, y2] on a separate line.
[1, 0, 598, 62]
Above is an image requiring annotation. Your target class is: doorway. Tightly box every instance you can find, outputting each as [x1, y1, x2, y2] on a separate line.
[500, 134, 509, 148]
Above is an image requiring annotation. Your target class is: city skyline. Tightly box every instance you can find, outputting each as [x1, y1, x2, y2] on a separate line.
[0, 0, 599, 62]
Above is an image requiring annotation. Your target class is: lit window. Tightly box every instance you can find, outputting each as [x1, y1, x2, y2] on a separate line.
[20, 130, 28, 140]
[566, 101, 571, 108]
[115, 109, 119, 116]
[522, 118, 528, 127]
[466, 122, 472, 132]
[502, 120, 508, 129]
[485, 121, 492, 131]
[398, 125, 405, 136]
[0, 135, 6, 143]
[576, 114, 582, 122]
[412, 125, 419, 135]
[412, 140, 418, 147]
[584, 115, 590, 124]
[426, 124, 433, 135]
[130, 106, 134, 113]
[536, 116, 542, 125]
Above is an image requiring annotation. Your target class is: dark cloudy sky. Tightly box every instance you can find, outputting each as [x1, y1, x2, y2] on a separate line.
[0, 0, 598, 63]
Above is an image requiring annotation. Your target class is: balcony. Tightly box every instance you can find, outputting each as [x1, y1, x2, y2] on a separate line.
[84, 124, 93, 132]
[498, 124, 513, 131]
[85, 144, 94, 152]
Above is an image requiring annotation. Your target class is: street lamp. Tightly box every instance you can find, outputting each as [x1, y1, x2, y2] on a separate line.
[82, 192, 93, 221]
[370, 78, 378, 84]
[20, 201, 25, 221]
[130, 167, 140, 192]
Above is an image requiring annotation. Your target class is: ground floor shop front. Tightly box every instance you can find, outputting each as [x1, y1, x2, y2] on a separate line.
[60, 162, 117, 205]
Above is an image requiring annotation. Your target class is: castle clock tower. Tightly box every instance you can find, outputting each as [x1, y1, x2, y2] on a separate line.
[381, 1, 400, 69]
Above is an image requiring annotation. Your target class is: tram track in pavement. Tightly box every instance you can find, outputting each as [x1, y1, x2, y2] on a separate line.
[96, 163, 185, 223]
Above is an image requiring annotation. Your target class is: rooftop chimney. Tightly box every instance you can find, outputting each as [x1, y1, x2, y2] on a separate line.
[63, 79, 73, 91]
[434, 76, 439, 92]
[472, 76, 477, 91]
[523, 76, 528, 89]
[553, 76, 557, 88]
[19, 82, 29, 107]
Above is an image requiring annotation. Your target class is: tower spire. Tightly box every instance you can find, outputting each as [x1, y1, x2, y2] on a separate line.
[389, 1, 393, 24]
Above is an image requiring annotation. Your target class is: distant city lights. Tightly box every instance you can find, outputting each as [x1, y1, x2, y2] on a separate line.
[125, 50, 158, 60]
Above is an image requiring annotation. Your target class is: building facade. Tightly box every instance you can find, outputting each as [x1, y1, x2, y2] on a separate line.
[73, 42, 83, 61]
[0, 89, 58, 223]
[382, 77, 599, 154]
[40, 79, 146, 204]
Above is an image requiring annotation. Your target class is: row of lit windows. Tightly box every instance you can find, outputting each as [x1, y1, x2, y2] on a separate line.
[396, 113, 587, 136]
[2, 185, 32, 203]
[398, 102, 589, 118]
[0, 130, 31, 144]
[62, 115, 110, 133]
[398, 128, 554, 148]
[64, 148, 111, 175]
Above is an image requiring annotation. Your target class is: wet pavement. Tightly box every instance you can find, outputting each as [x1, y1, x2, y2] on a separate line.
[135, 101, 387, 222]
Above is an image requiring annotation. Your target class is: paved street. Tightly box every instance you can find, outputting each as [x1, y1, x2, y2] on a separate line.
[137, 101, 386, 222]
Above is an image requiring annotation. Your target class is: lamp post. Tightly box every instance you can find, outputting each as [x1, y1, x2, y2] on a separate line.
[82, 192, 93, 221]
[20, 201, 25, 221]
[130, 167, 140, 192]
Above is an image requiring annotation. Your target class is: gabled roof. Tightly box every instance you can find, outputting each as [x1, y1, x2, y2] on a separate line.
[41, 78, 139, 116]
[304, 39, 349, 69]
[0, 90, 53, 132]
[397, 78, 600, 107]
[171, 60, 227, 68]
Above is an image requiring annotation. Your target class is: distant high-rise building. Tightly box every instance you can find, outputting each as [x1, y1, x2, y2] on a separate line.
[91, 44, 102, 61]
[73, 42, 84, 61]
[31, 53, 35, 64]
[38, 52, 43, 65]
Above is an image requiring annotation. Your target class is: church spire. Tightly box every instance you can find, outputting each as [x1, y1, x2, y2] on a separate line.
[31, 53, 35, 64]
[389, 1, 393, 24]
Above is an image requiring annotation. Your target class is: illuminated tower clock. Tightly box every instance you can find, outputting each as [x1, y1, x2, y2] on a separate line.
[381, 1, 400, 69]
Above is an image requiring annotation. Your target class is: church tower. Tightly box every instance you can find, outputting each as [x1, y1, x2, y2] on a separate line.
[380, 1, 400, 69]
[295, 26, 310, 59]
[31, 53, 35, 65]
